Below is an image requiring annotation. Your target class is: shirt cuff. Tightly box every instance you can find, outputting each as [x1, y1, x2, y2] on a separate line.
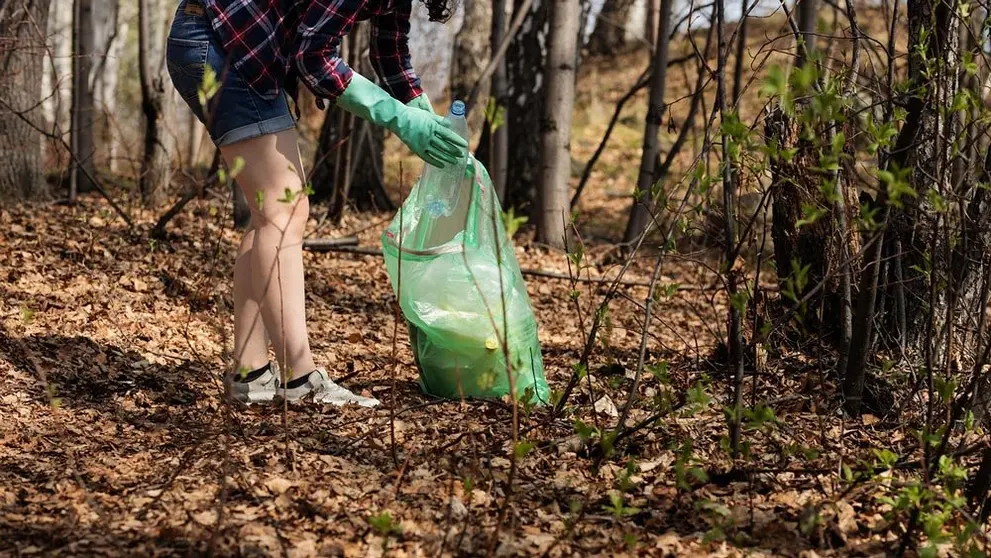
[296, 57, 355, 105]
[379, 74, 423, 104]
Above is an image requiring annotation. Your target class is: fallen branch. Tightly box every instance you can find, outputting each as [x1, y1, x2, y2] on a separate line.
[301, 236, 360, 251]
[151, 187, 199, 239]
[519, 266, 714, 291]
[302, 240, 721, 290]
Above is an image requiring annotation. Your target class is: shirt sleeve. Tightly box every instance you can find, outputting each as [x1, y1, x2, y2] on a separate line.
[294, 0, 363, 103]
[369, 0, 423, 103]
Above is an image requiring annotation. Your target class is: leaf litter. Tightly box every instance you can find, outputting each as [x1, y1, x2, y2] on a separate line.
[0, 194, 972, 557]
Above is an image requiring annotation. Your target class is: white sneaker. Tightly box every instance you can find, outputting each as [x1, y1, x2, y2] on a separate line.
[226, 362, 280, 404]
[278, 368, 379, 407]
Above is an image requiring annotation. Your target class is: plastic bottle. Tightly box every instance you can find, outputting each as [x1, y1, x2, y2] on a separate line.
[423, 100, 470, 218]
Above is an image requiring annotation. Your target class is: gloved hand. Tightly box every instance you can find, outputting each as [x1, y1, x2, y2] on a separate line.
[406, 91, 434, 114]
[337, 73, 465, 168]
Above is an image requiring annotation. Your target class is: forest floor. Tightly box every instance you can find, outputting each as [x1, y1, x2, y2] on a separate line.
[0, 195, 919, 557]
[0, 12, 980, 556]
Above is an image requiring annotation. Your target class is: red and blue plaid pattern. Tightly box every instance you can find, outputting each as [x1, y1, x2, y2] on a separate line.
[203, 0, 423, 104]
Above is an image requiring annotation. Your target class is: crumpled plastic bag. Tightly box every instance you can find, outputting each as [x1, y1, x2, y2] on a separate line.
[381, 156, 550, 404]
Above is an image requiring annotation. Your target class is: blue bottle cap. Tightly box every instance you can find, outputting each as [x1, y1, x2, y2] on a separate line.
[450, 100, 466, 116]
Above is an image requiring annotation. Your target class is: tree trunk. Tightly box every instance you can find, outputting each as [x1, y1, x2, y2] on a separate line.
[765, 107, 857, 339]
[588, 0, 637, 55]
[310, 24, 391, 218]
[505, 0, 549, 211]
[731, 0, 748, 103]
[71, 0, 96, 196]
[537, 0, 579, 249]
[488, 0, 510, 202]
[92, 0, 122, 172]
[645, 0, 661, 48]
[968, 444, 991, 521]
[0, 0, 52, 200]
[505, 0, 587, 213]
[451, 0, 492, 134]
[42, 0, 72, 148]
[186, 108, 205, 168]
[844, 0, 977, 414]
[622, 0, 673, 245]
[795, 0, 818, 67]
[138, 0, 172, 206]
[896, 0, 966, 350]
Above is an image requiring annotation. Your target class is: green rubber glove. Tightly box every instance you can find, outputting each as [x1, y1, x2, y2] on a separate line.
[406, 91, 434, 114]
[337, 73, 465, 168]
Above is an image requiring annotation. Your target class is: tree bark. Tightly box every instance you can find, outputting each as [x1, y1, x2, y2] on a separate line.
[451, 0, 491, 135]
[646, 0, 661, 49]
[505, 0, 549, 210]
[731, 0, 748, 103]
[185, 108, 205, 168]
[588, 0, 637, 55]
[537, 0, 579, 249]
[897, 0, 964, 349]
[0, 0, 52, 200]
[310, 24, 391, 218]
[42, 0, 72, 148]
[765, 107, 857, 339]
[71, 0, 96, 196]
[795, 0, 818, 67]
[843, 96, 923, 415]
[92, 0, 121, 171]
[488, 0, 510, 202]
[138, 0, 172, 206]
[622, 0, 673, 245]
[844, 0, 973, 414]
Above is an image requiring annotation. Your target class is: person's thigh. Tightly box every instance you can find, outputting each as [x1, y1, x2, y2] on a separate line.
[219, 129, 307, 229]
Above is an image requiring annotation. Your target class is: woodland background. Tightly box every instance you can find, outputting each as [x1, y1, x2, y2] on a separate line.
[2, 0, 991, 555]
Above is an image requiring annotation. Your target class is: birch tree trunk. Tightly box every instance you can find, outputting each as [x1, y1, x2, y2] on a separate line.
[843, 0, 974, 414]
[92, 0, 122, 172]
[898, 0, 963, 348]
[42, 0, 72, 144]
[138, 0, 172, 205]
[622, 0, 673, 245]
[186, 110, 205, 168]
[0, 0, 52, 200]
[537, 0, 579, 249]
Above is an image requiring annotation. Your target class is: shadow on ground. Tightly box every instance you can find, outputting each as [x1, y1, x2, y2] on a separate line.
[0, 327, 205, 409]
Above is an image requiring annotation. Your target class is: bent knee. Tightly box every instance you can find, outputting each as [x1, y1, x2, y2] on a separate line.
[250, 177, 310, 236]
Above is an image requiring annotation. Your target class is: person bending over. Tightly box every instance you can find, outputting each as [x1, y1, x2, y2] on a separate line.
[166, 0, 466, 405]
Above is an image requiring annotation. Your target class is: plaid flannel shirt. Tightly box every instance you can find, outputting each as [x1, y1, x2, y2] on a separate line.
[203, 0, 423, 104]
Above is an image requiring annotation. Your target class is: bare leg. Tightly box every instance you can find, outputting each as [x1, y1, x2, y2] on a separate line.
[220, 129, 316, 379]
[232, 226, 271, 374]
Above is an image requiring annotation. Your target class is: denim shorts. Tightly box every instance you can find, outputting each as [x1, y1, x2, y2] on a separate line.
[166, 0, 294, 147]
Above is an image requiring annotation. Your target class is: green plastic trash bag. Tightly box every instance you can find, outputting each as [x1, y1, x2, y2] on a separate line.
[381, 156, 550, 405]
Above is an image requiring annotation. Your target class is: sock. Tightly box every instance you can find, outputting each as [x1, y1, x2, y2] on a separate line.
[285, 370, 316, 390]
[235, 363, 270, 383]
